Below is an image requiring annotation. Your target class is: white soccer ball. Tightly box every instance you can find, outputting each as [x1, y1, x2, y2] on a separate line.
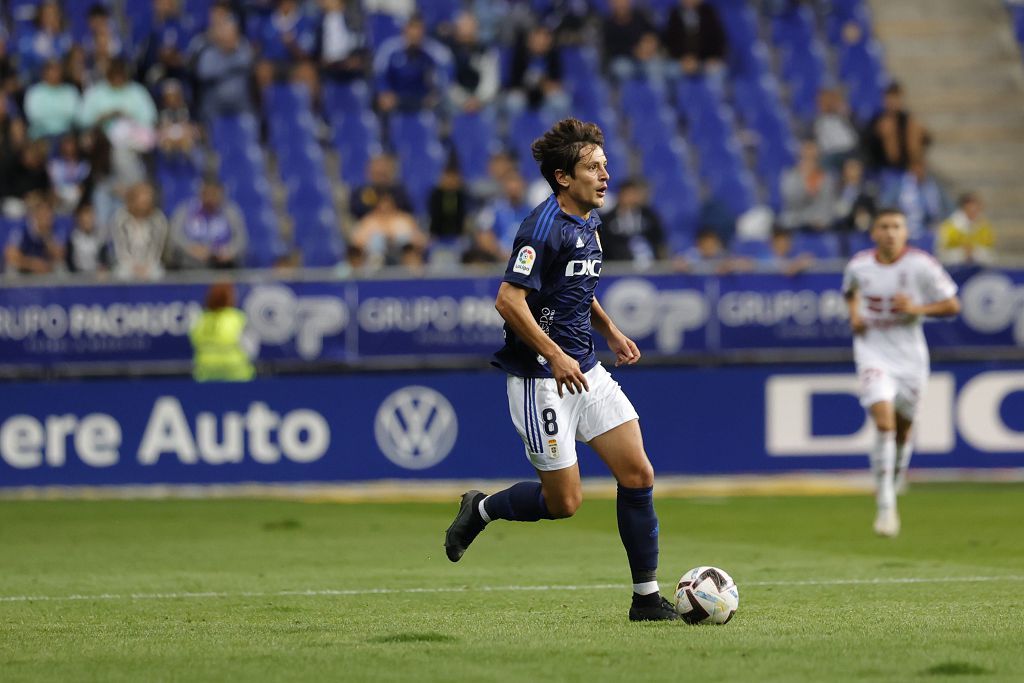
[674, 566, 739, 624]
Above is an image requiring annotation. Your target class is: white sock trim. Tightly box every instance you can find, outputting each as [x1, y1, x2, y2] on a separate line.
[478, 497, 491, 524]
[633, 581, 659, 596]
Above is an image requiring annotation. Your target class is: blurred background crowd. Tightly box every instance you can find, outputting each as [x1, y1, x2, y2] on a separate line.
[0, 0, 1001, 281]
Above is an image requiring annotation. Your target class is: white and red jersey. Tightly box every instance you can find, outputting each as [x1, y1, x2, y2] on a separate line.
[842, 248, 958, 375]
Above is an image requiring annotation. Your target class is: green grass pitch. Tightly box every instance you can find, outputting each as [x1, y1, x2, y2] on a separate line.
[2, 483, 1023, 682]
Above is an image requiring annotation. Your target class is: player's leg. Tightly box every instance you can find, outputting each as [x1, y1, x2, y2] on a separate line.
[868, 400, 900, 537]
[894, 412, 914, 495]
[445, 376, 578, 562]
[588, 419, 677, 621]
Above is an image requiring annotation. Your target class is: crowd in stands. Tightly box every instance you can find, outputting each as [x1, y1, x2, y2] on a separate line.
[0, 0, 1001, 281]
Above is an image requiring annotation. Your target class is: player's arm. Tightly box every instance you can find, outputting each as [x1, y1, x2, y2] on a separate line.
[844, 286, 867, 335]
[495, 281, 589, 397]
[590, 297, 641, 367]
[891, 294, 960, 317]
[892, 260, 962, 318]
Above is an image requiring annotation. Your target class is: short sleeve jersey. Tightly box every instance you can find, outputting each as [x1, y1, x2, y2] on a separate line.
[492, 195, 604, 378]
[842, 248, 958, 375]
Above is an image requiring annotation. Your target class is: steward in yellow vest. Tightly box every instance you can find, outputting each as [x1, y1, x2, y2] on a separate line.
[190, 282, 255, 382]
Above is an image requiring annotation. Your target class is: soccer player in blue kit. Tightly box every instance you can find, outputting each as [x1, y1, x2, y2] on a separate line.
[444, 118, 679, 621]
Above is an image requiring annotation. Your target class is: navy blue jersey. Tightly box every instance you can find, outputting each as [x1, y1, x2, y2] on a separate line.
[492, 195, 604, 378]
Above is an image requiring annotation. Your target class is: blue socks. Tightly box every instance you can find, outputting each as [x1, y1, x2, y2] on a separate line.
[616, 484, 659, 585]
[482, 482, 553, 522]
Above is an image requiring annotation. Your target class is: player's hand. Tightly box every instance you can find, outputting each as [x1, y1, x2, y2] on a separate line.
[609, 334, 641, 367]
[549, 352, 589, 398]
[850, 316, 867, 336]
[890, 293, 920, 316]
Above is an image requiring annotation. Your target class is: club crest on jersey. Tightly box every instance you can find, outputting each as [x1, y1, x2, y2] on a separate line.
[513, 246, 536, 275]
[565, 259, 601, 277]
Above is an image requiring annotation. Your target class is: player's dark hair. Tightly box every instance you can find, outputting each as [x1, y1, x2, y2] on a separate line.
[873, 207, 906, 224]
[531, 118, 605, 196]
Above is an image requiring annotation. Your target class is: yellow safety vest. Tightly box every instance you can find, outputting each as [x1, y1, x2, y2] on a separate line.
[189, 308, 255, 382]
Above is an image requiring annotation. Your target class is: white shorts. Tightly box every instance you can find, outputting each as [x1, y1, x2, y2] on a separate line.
[506, 362, 639, 471]
[857, 365, 927, 418]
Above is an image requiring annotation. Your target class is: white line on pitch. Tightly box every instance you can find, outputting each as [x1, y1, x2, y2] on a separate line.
[2, 575, 1023, 604]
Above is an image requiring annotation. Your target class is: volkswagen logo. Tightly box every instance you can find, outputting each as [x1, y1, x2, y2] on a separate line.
[374, 386, 458, 470]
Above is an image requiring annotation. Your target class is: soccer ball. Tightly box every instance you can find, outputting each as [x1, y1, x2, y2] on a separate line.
[674, 566, 739, 624]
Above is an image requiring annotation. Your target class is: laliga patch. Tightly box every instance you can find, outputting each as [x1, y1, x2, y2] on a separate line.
[513, 246, 536, 275]
[547, 439, 559, 457]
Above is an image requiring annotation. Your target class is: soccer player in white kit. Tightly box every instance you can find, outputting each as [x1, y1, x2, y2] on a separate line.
[842, 209, 960, 537]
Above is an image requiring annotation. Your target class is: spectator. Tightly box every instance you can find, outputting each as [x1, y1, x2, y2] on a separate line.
[602, 0, 660, 82]
[334, 243, 368, 278]
[349, 191, 426, 268]
[0, 28, 19, 98]
[47, 134, 91, 214]
[80, 128, 145, 239]
[373, 14, 452, 113]
[112, 182, 169, 280]
[470, 170, 532, 262]
[675, 227, 750, 274]
[880, 159, 950, 238]
[832, 157, 876, 234]
[156, 79, 198, 156]
[190, 281, 255, 382]
[766, 227, 815, 277]
[813, 87, 858, 170]
[83, 3, 123, 78]
[600, 178, 667, 267]
[65, 203, 110, 274]
[780, 140, 837, 232]
[428, 165, 469, 264]
[63, 45, 91, 92]
[317, 0, 368, 83]
[2, 140, 52, 212]
[349, 153, 414, 219]
[865, 82, 929, 170]
[508, 24, 568, 114]
[257, 0, 316, 70]
[468, 149, 516, 206]
[170, 179, 248, 269]
[78, 58, 158, 139]
[663, 0, 727, 83]
[937, 192, 995, 266]
[4, 193, 64, 274]
[24, 59, 80, 140]
[138, 0, 195, 92]
[16, 0, 73, 80]
[446, 12, 499, 113]
[194, 4, 256, 122]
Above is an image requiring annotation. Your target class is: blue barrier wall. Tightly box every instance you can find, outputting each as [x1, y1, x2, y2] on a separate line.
[2, 362, 1022, 489]
[1, 267, 1022, 369]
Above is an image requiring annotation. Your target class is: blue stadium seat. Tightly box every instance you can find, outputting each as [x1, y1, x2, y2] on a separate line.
[793, 232, 842, 260]
[323, 81, 371, 121]
[732, 238, 773, 261]
[509, 109, 555, 180]
[331, 112, 383, 186]
[368, 12, 402, 50]
[451, 110, 497, 182]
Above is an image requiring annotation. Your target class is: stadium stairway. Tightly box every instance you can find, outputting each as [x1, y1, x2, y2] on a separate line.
[868, 0, 1024, 252]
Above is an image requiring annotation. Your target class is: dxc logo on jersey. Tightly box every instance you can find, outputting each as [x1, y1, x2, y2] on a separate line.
[244, 284, 348, 360]
[959, 273, 1024, 345]
[374, 386, 458, 470]
[565, 259, 601, 277]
